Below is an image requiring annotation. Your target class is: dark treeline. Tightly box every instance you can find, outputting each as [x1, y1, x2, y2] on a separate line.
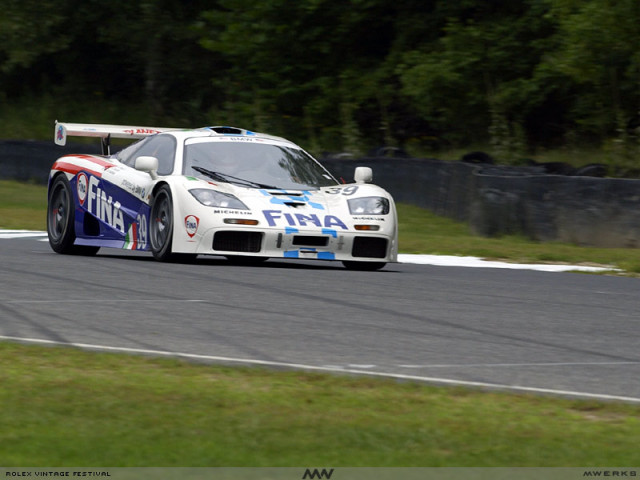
[1, 0, 639, 158]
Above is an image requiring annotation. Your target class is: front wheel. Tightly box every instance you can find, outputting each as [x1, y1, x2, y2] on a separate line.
[149, 185, 197, 263]
[47, 175, 99, 256]
[150, 185, 177, 261]
[342, 261, 386, 271]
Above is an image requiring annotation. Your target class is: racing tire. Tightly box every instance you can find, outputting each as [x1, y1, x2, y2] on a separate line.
[342, 261, 386, 271]
[150, 185, 178, 261]
[47, 175, 100, 256]
[149, 185, 198, 263]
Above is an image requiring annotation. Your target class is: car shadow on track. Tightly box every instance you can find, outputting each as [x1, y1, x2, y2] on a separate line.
[96, 251, 399, 272]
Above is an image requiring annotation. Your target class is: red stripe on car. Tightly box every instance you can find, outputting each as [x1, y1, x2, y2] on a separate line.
[52, 161, 103, 178]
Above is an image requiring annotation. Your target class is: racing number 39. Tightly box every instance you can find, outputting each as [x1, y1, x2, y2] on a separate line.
[325, 186, 359, 195]
[136, 213, 148, 249]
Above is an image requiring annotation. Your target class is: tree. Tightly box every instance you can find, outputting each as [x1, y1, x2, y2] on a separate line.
[397, 0, 560, 153]
[546, 0, 640, 140]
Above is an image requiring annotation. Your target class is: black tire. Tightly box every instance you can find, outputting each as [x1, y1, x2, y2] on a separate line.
[342, 261, 386, 271]
[47, 175, 99, 256]
[150, 185, 177, 261]
[149, 185, 197, 262]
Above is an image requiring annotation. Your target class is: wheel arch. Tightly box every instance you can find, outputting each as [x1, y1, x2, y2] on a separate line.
[150, 181, 180, 246]
[48, 170, 70, 195]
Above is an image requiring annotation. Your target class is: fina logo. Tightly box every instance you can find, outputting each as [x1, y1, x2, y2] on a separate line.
[77, 173, 88, 206]
[185, 215, 199, 238]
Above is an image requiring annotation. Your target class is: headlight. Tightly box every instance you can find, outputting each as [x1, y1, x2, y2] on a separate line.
[189, 189, 249, 209]
[347, 196, 390, 215]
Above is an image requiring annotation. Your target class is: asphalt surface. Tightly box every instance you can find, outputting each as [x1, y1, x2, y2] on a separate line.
[1, 234, 639, 403]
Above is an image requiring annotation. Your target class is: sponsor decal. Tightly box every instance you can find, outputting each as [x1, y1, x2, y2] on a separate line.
[120, 179, 147, 199]
[77, 173, 88, 206]
[124, 221, 138, 250]
[185, 215, 199, 238]
[259, 189, 324, 210]
[283, 250, 336, 260]
[211, 209, 251, 215]
[262, 210, 347, 230]
[56, 125, 64, 142]
[87, 175, 125, 232]
[121, 178, 136, 193]
[123, 213, 148, 250]
[123, 128, 162, 135]
[352, 216, 386, 221]
[227, 137, 256, 142]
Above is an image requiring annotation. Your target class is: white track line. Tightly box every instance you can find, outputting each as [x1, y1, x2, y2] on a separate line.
[0, 230, 48, 239]
[399, 361, 640, 368]
[397, 254, 614, 272]
[1, 335, 639, 404]
[0, 229, 615, 272]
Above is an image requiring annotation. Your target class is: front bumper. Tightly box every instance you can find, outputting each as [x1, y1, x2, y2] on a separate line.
[183, 226, 398, 263]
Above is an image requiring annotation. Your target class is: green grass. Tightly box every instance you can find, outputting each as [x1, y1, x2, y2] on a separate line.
[2, 180, 640, 466]
[0, 180, 48, 230]
[398, 203, 640, 274]
[1, 343, 639, 467]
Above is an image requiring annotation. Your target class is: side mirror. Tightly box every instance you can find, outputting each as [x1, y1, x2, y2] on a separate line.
[354, 166, 373, 184]
[135, 156, 159, 180]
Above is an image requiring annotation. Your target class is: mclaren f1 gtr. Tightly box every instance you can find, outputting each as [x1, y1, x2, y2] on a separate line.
[47, 122, 398, 270]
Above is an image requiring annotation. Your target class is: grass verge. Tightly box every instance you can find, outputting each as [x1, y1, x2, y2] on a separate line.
[0, 180, 47, 230]
[1, 343, 639, 466]
[2, 180, 640, 466]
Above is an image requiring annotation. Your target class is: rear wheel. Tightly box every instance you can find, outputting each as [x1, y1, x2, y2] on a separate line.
[47, 175, 99, 255]
[342, 261, 386, 271]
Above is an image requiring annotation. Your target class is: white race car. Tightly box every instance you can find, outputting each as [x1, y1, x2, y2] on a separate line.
[48, 122, 398, 270]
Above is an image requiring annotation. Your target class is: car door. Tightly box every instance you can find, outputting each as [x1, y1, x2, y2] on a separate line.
[101, 135, 177, 249]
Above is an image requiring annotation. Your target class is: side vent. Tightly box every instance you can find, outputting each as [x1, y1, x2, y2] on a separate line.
[83, 212, 100, 236]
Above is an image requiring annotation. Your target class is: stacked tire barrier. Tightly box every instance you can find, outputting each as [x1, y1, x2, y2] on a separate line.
[323, 157, 640, 248]
[3, 140, 640, 248]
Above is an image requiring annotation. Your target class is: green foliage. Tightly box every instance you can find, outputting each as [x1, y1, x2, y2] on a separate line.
[1, 0, 639, 164]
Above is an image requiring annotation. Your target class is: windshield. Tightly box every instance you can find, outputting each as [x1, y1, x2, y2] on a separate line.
[183, 140, 338, 190]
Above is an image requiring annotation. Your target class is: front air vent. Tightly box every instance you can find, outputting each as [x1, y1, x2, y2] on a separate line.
[267, 190, 304, 196]
[352, 237, 387, 258]
[292, 236, 329, 247]
[213, 231, 262, 252]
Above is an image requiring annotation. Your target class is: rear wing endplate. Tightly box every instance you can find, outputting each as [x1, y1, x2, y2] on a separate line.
[54, 121, 182, 155]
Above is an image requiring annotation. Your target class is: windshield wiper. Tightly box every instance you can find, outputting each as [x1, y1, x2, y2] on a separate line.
[191, 166, 279, 189]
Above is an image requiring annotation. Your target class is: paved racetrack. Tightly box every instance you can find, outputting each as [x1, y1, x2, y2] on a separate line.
[1, 235, 639, 403]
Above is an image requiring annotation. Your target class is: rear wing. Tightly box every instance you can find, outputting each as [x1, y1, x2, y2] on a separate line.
[54, 121, 182, 155]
